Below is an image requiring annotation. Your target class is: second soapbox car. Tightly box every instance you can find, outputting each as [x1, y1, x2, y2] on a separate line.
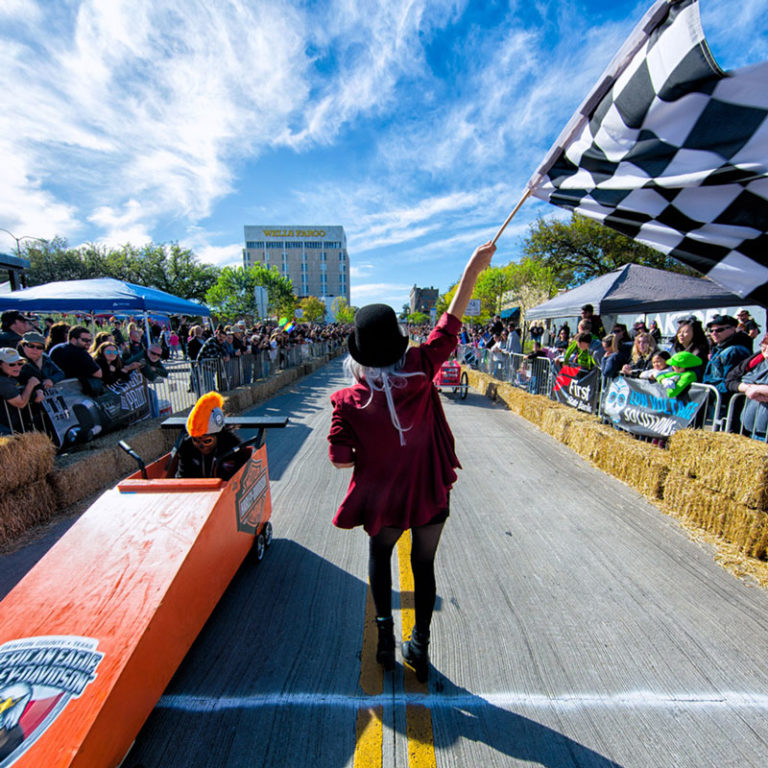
[433, 358, 469, 399]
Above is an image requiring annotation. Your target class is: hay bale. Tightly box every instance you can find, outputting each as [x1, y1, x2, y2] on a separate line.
[662, 470, 768, 558]
[668, 429, 768, 509]
[0, 432, 56, 495]
[589, 428, 669, 499]
[0, 479, 58, 544]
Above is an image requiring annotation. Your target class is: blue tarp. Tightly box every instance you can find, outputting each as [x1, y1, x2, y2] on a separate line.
[1, 277, 210, 317]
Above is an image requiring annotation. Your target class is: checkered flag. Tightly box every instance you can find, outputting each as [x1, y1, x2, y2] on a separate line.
[526, 0, 768, 304]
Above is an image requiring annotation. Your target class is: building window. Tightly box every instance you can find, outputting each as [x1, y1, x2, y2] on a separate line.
[267, 241, 283, 249]
[320, 262, 327, 272]
[339, 252, 346, 261]
[320, 252, 327, 262]
[286, 241, 303, 248]
[246, 241, 265, 248]
[305, 241, 322, 249]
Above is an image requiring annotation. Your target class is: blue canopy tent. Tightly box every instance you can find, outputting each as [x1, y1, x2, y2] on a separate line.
[1, 277, 210, 317]
[1, 277, 210, 341]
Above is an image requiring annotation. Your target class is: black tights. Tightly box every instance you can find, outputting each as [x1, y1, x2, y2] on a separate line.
[368, 522, 445, 634]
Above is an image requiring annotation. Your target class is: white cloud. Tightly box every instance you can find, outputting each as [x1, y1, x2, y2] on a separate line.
[195, 243, 245, 268]
[351, 281, 413, 309]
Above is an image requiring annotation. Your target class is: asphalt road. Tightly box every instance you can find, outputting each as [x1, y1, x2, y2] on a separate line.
[6, 358, 768, 767]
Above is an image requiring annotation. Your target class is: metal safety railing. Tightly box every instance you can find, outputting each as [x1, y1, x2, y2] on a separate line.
[1, 340, 342, 447]
[457, 341, 759, 444]
[724, 392, 768, 442]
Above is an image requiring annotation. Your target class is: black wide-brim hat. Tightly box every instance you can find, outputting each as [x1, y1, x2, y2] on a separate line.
[348, 304, 409, 368]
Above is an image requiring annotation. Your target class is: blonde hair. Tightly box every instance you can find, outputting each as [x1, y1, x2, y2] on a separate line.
[631, 331, 657, 363]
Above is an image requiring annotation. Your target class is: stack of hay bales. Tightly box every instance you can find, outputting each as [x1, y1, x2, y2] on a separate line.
[0, 432, 57, 544]
[665, 430, 768, 559]
[48, 423, 178, 510]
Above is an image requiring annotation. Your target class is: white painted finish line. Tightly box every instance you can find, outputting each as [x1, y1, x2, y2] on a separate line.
[159, 691, 768, 712]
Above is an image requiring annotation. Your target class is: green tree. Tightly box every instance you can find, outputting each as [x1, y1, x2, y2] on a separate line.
[474, 265, 514, 317]
[331, 296, 356, 324]
[299, 296, 327, 323]
[23, 239, 219, 303]
[504, 257, 559, 328]
[523, 212, 696, 289]
[407, 311, 429, 325]
[205, 264, 296, 321]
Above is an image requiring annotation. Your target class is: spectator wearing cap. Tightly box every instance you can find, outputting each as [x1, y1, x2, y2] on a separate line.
[736, 309, 760, 350]
[124, 343, 169, 383]
[631, 320, 649, 339]
[703, 315, 751, 397]
[197, 326, 230, 363]
[0, 348, 42, 435]
[18, 331, 64, 392]
[656, 351, 702, 398]
[0, 311, 34, 348]
[49, 326, 103, 390]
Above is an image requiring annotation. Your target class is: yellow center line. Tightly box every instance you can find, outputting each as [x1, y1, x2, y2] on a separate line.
[355, 589, 383, 768]
[353, 535, 437, 768]
[398, 534, 437, 768]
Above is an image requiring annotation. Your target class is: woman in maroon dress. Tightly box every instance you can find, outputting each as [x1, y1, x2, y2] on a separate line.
[328, 241, 495, 681]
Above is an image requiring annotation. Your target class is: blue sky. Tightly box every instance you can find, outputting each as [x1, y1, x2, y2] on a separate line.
[1, 0, 767, 311]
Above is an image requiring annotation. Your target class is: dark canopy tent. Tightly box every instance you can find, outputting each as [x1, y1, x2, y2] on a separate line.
[525, 264, 744, 321]
[1, 277, 210, 317]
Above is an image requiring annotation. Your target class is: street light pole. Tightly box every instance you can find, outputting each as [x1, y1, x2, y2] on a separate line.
[0, 227, 47, 257]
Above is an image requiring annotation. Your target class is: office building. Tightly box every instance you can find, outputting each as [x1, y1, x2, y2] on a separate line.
[243, 226, 350, 312]
[410, 285, 439, 315]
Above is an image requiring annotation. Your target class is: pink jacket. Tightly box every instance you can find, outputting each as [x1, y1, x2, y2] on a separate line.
[328, 312, 462, 535]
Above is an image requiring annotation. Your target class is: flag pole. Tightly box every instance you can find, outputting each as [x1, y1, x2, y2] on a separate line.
[491, 188, 532, 246]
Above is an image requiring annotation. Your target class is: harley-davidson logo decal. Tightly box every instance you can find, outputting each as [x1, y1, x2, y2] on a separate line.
[232, 456, 269, 535]
[0, 636, 104, 767]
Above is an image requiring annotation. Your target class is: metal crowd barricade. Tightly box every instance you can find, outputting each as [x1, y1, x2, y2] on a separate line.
[688, 382, 723, 431]
[724, 392, 768, 442]
[4, 340, 341, 445]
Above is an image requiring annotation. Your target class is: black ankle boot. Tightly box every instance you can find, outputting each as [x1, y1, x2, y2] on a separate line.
[402, 628, 430, 682]
[375, 617, 395, 671]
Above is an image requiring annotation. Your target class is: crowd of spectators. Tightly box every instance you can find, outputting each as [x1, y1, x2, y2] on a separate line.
[0, 309, 350, 440]
[454, 302, 765, 441]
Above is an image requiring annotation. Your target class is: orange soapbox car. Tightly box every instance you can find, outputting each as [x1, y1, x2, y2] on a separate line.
[0, 415, 287, 768]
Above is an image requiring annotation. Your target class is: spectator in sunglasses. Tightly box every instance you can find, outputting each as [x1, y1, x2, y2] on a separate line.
[0, 347, 43, 435]
[17, 331, 64, 392]
[93, 342, 134, 386]
[703, 315, 751, 398]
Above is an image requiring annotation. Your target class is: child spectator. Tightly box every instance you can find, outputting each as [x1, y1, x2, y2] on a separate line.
[639, 350, 671, 381]
[562, 332, 597, 370]
[656, 351, 702, 397]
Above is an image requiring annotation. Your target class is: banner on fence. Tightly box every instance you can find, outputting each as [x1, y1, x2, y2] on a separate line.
[552, 364, 600, 413]
[602, 376, 707, 438]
